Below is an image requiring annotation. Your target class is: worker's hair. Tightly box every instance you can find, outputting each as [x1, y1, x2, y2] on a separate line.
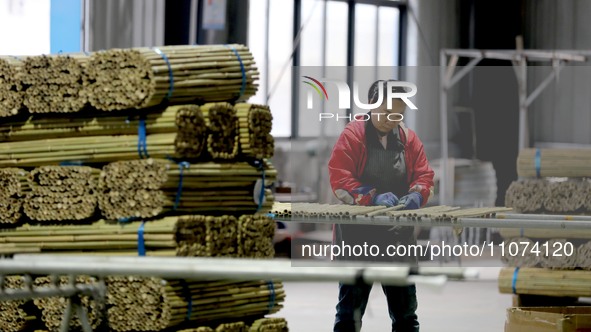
[368, 79, 406, 104]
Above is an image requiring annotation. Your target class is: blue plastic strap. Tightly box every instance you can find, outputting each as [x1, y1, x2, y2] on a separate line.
[225, 45, 246, 99]
[181, 280, 193, 320]
[137, 117, 149, 159]
[267, 281, 275, 310]
[118, 216, 139, 224]
[60, 161, 84, 166]
[535, 148, 541, 178]
[173, 161, 190, 210]
[153, 47, 174, 100]
[266, 213, 276, 219]
[511, 267, 520, 294]
[137, 222, 146, 256]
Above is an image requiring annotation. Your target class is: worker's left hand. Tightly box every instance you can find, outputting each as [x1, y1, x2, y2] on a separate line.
[399, 192, 423, 210]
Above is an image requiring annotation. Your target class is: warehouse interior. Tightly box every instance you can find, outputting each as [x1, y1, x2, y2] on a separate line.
[1, 0, 591, 331]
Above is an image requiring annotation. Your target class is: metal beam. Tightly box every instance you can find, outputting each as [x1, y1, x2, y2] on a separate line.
[331, 0, 406, 7]
[291, 0, 302, 138]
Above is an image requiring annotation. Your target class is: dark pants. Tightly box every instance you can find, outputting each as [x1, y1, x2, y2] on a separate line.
[334, 282, 419, 332]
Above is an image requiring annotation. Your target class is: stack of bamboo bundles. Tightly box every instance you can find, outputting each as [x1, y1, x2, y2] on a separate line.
[23, 166, 98, 222]
[177, 317, 288, 332]
[0, 275, 39, 332]
[85, 45, 258, 111]
[0, 214, 274, 257]
[99, 159, 275, 220]
[105, 277, 284, 332]
[499, 267, 591, 297]
[0, 56, 23, 117]
[505, 179, 591, 213]
[235, 103, 274, 159]
[517, 148, 591, 178]
[499, 237, 591, 269]
[202, 102, 239, 160]
[0, 168, 28, 225]
[21, 54, 89, 114]
[33, 275, 102, 332]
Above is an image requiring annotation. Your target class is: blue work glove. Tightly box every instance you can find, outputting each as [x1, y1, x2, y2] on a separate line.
[399, 192, 423, 210]
[373, 192, 399, 207]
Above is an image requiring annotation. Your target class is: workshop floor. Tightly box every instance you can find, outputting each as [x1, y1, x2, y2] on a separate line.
[271, 267, 510, 332]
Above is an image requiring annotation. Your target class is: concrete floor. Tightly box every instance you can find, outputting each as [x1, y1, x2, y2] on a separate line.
[271, 268, 511, 332]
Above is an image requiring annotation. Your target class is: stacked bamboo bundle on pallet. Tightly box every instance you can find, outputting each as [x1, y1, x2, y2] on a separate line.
[85, 45, 258, 111]
[0, 168, 28, 225]
[235, 103, 274, 159]
[105, 277, 284, 332]
[0, 276, 39, 332]
[0, 56, 24, 117]
[499, 267, 591, 297]
[517, 148, 591, 178]
[100, 159, 276, 220]
[23, 166, 98, 222]
[21, 54, 89, 114]
[0, 214, 275, 256]
[33, 275, 102, 332]
[500, 237, 591, 269]
[505, 179, 591, 213]
[175, 104, 207, 157]
[202, 103, 239, 160]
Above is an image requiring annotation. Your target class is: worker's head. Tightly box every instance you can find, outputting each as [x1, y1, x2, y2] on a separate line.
[368, 80, 406, 134]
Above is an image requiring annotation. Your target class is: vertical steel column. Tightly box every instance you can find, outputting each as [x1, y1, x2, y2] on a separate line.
[517, 57, 528, 150]
[346, 0, 356, 121]
[291, 0, 302, 137]
[440, 50, 448, 205]
[264, 0, 271, 104]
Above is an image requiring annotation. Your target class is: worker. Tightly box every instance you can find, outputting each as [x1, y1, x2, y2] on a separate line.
[328, 80, 435, 332]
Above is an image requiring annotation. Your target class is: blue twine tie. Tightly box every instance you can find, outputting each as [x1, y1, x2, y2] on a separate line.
[59, 161, 84, 166]
[224, 45, 247, 100]
[535, 149, 541, 178]
[267, 281, 275, 311]
[137, 117, 149, 159]
[181, 280, 193, 320]
[511, 267, 520, 294]
[173, 161, 190, 210]
[153, 48, 174, 100]
[137, 222, 146, 256]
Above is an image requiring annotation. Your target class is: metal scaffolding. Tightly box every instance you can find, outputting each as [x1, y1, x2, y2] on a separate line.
[439, 49, 588, 204]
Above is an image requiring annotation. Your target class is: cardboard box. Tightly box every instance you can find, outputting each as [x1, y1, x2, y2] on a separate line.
[505, 307, 591, 332]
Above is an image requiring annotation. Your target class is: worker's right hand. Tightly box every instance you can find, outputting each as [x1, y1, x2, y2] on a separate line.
[373, 192, 399, 207]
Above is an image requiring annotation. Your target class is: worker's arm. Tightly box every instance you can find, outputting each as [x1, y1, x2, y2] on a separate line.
[328, 126, 375, 205]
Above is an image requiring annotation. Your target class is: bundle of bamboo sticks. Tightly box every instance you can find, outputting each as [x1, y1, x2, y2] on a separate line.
[0, 214, 275, 256]
[99, 159, 276, 220]
[0, 276, 39, 332]
[0, 56, 24, 117]
[0, 168, 28, 225]
[506, 179, 591, 213]
[235, 103, 274, 159]
[175, 104, 207, 157]
[177, 317, 288, 332]
[106, 278, 284, 332]
[500, 236, 591, 269]
[33, 275, 102, 332]
[21, 54, 89, 114]
[517, 148, 591, 178]
[202, 102, 239, 160]
[499, 267, 591, 297]
[238, 214, 276, 258]
[85, 45, 258, 111]
[98, 159, 169, 220]
[23, 166, 98, 222]
[249, 318, 289, 331]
